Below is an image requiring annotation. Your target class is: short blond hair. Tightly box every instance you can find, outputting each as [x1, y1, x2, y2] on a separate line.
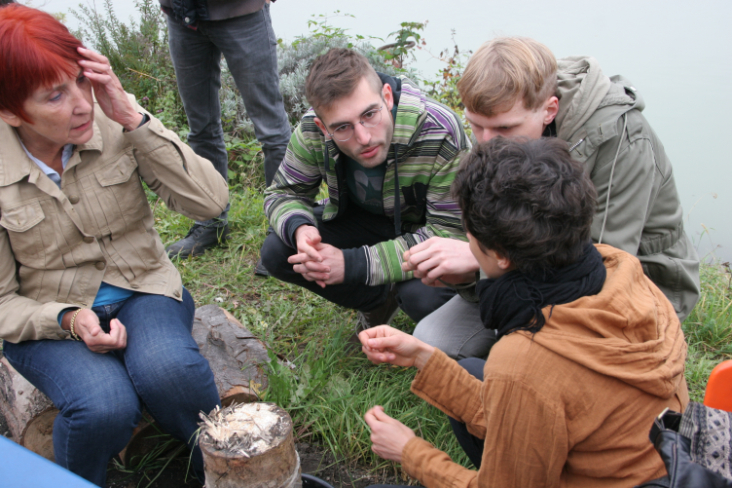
[458, 37, 557, 117]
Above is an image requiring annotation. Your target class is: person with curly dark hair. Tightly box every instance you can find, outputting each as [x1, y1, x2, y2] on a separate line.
[360, 137, 688, 488]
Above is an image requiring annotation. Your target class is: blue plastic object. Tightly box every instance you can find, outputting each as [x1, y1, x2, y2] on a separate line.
[0, 436, 97, 487]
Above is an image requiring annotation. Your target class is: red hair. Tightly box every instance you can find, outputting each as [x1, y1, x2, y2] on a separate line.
[0, 4, 84, 122]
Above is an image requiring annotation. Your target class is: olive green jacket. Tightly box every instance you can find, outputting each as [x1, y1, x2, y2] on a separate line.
[556, 56, 700, 320]
[0, 99, 228, 343]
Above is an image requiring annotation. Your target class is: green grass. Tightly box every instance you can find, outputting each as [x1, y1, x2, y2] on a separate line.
[681, 263, 732, 401]
[153, 177, 732, 479]
[154, 184, 470, 475]
[1, 162, 727, 482]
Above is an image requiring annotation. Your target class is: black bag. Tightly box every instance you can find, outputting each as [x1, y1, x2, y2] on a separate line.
[636, 404, 732, 488]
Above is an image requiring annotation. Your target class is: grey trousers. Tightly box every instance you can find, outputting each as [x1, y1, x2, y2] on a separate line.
[413, 294, 496, 359]
[166, 4, 292, 226]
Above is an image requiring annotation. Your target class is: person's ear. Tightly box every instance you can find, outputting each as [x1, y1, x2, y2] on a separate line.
[542, 96, 559, 126]
[382, 83, 394, 111]
[494, 250, 513, 271]
[313, 116, 329, 138]
[0, 110, 23, 128]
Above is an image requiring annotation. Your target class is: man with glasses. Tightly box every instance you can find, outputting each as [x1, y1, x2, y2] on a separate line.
[261, 48, 471, 330]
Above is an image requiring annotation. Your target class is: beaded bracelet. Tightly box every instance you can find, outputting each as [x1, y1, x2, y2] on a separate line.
[69, 309, 82, 341]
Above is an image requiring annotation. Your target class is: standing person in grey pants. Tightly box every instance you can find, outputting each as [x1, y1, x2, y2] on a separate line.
[160, 0, 291, 267]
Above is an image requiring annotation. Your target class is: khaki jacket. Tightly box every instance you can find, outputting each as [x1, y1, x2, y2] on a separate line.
[402, 245, 689, 488]
[556, 56, 700, 321]
[0, 101, 228, 343]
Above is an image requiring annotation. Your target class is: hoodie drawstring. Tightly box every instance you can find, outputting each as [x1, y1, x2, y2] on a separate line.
[598, 113, 628, 244]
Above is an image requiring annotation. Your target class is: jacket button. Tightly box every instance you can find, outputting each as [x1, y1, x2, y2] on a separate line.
[83, 236, 94, 243]
[130, 284, 140, 289]
[174, 290, 181, 298]
[95, 261, 106, 270]
[68, 195, 80, 204]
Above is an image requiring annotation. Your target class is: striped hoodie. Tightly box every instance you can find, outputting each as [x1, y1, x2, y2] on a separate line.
[264, 75, 470, 286]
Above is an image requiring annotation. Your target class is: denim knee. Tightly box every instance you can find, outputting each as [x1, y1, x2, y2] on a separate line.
[63, 390, 141, 439]
[53, 383, 140, 485]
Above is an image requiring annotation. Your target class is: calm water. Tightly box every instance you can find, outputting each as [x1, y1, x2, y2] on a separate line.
[46, 0, 732, 261]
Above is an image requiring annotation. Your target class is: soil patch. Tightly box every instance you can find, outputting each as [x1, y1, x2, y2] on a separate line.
[2, 419, 405, 488]
[105, 441, 405, 488]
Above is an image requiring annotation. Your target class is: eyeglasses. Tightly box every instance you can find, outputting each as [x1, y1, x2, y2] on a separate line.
[327, 105, 383, 142]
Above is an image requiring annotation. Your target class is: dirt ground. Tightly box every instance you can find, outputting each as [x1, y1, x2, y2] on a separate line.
[103, 441, 403, 488]
[2, 414, 405, 488]
[0, 348, 408, 488]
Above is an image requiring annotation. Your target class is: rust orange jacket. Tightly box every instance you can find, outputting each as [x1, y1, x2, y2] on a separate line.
[402, 244, 689, 488]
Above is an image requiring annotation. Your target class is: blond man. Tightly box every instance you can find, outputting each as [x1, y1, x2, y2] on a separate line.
[405, 37, 699, 359]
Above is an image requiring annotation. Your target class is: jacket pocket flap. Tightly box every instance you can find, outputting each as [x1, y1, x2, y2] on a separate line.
[0, 201, 45, 232]
[95, 154, 137, 187]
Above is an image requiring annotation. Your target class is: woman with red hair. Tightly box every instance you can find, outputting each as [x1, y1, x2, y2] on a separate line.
[0, 5, 229, 486]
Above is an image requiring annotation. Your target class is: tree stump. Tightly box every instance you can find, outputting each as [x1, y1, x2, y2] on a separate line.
[0, 305, 270, 464]
[0, 357, 57, 461]
[192, 305, 270, 406]
[199, 402, 301, 488]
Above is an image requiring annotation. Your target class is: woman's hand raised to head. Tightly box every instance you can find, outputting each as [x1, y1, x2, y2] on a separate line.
[77, 47, 143, 132]
[62, 309, 127, 353]
[358, 325, 435, 370]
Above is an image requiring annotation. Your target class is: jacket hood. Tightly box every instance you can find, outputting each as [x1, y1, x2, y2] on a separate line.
[555, 56, 641, 141]
[524, 245, 687, 399]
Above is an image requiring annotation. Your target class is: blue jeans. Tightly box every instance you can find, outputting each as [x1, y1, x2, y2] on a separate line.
[2, 289, 220, 487]
[166, 4, 292, 227]
[449, 358, 486, 468]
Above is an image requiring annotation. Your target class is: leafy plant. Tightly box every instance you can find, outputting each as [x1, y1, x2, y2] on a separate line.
[422, 31, 473, 123]
[225, 136, 265, 191]
[379, 22, 425, 69]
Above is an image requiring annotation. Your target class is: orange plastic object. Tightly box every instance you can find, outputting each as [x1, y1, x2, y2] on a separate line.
[704, 360, 732, 412]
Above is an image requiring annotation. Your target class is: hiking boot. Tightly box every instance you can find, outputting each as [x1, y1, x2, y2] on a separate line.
[166, 223, 230, 259]
[356, 285, 401, 330]
[254, 257, 270, 277]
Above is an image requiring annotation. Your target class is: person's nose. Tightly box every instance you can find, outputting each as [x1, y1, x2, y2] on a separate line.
[71, 85, 93, 116]
[353, 122, 371, 146]
[475, 128, 498, 144]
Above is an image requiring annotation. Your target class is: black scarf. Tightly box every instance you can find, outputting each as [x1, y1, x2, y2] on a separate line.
[476, 243, 606, 340]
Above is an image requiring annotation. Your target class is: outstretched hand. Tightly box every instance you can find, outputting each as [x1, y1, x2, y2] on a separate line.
[402, 237, 479, 286]
[364, 405, 416, 463]
[359, 325, 435, 370]
[77, 47, 143, 131]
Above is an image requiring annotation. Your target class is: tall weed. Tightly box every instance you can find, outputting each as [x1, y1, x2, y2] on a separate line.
[683, 263, 732, 400]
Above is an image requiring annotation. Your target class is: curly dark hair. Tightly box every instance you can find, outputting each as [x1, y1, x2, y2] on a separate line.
[453, 137, 597, 277]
